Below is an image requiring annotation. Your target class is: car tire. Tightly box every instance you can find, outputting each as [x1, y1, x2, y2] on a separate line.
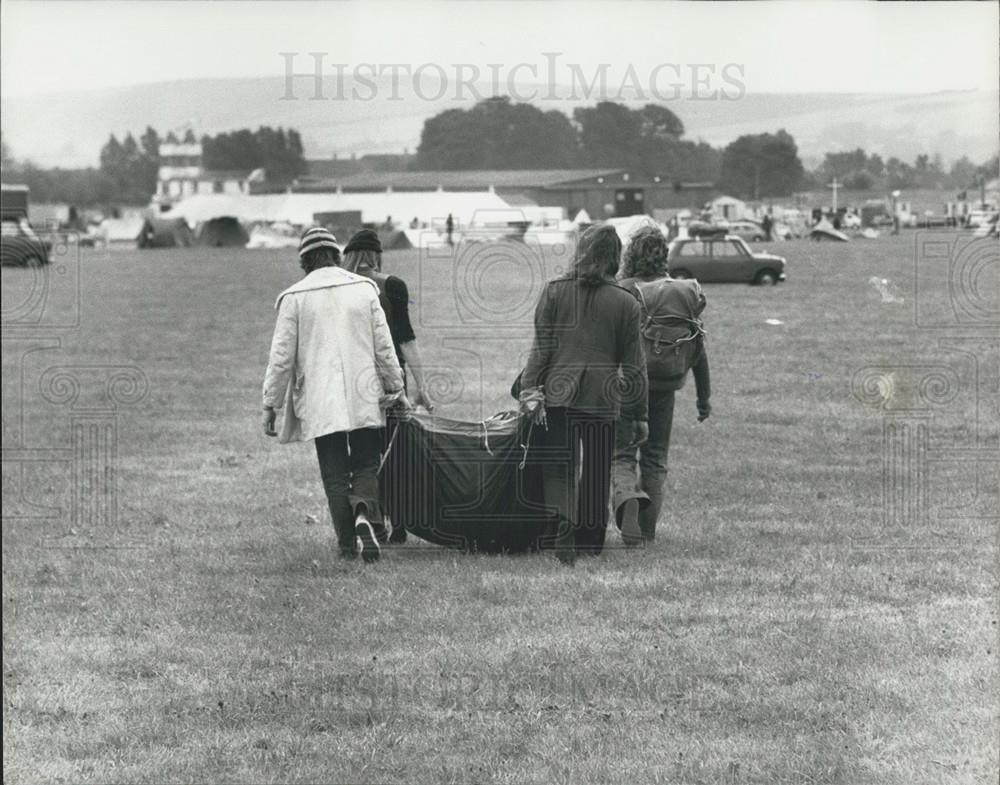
[752, 234, 764, 242]
[672, 268, 692, 280]
[754, 269, 779, 286]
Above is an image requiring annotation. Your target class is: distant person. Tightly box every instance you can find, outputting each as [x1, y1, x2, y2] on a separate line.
[383, 215, 393, 230]
[445, 213, 454, 246]
[519, 224, 648, 565]
[761, 213, 773, 241]
[262, 227, 410, 562]
[832, 213, 842, 231]
[409, 216, 419, 229]
[612, 225, 711, 546]
[342, 228, 435, 544]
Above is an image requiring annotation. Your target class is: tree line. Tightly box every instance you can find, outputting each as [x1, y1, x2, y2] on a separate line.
[1, 126, 307, 207]
[2, 100, 997, 207]
[416, 98, 998, 199]
[416, 97, 722, 183]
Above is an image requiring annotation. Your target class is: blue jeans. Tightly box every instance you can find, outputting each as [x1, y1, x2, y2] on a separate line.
[611, 389, 675, 539]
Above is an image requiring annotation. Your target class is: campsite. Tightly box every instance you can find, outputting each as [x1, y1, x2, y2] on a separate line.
[2, 235, 995, 783]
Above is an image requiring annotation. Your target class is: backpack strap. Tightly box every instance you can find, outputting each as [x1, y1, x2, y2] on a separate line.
[634, 279, 706, 339]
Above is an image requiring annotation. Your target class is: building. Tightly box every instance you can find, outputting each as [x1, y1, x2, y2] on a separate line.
[708, 195, 749, 221]
[155, 141, 250, 207]
[292, 169, 715, 219]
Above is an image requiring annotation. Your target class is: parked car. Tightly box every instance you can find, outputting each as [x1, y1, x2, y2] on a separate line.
[972, 212, 998, 238]
[966, 210, 998, 230]
[668, 235, 786, 285]
[841, 211, 862, 229]
[725, 219, 767, 242]
[1, 216, 50, 266]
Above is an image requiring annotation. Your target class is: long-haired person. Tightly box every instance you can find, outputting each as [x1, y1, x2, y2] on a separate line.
[341, 228, 433, 545]
[262, 227, 410, 562]
[520, 224, 648, 565]
[612, 225, 711, 546]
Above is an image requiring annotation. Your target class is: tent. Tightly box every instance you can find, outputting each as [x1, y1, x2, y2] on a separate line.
[100, 217, 150, 249]
[378, 229, 413, 251]
[607, 214, 665, 245]
[381, 411, 608, 554]
[809, 221, 849, 242]
[196, 216, 249, 247]
[140, 217, 194, 248]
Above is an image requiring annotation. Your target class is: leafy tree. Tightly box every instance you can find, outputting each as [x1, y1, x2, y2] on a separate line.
[639, 104, 685, 141]
[201, 126, 307, 182]
[719, 130, 804, 198]
[417, 97, 579, 169]
[574, 101, 642, 168]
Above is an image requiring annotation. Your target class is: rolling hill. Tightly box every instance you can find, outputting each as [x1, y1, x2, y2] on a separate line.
[2, 76, 996, 169]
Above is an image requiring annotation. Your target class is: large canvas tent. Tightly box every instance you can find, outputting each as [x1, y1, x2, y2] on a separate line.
[141, 216, 194, 248]
[196, 216, 249, 247]
[100, 217, 150, 249]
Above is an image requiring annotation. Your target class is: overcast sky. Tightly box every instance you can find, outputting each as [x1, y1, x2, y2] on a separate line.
[2, 0, 998, 98]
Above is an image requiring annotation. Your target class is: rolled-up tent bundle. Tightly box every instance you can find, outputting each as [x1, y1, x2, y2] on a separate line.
[380, 410, 609, 554]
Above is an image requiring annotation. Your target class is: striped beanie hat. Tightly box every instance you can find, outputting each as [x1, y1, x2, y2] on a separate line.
[298, 226, 340, 258]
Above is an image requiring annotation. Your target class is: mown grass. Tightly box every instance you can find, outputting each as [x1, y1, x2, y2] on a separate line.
[2, 233, 997, 784]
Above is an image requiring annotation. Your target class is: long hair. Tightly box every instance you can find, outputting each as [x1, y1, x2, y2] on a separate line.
[571, 224, 621, 287]
[300, 246, 339, 274]
[621, 225, 670, 279]
[342, 249, 382, 274]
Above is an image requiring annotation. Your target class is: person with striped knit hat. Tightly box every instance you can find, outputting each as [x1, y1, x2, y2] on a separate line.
[262, 226, 411, 562]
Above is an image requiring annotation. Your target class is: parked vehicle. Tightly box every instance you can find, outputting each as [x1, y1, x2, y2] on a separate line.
[668, 235, 786, 285]
[971, 212, 998, 238]
[725, 219, 767, 242]
[1, 215, 50, 266]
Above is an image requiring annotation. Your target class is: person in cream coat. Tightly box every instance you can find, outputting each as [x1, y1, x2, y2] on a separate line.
[262, 227, 409, 561]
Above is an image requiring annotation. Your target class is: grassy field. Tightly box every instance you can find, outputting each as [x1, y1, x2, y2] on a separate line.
[2, 233, 997, 784]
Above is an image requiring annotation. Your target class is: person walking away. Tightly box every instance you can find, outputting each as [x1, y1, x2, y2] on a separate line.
[519, 224, 648, 565]
[445, 213, 454, 246]
[262, 227, 410, 562]
[612, 226, 711, 546]
[761, 213, 773, 242]
[341, 228, 435, 544]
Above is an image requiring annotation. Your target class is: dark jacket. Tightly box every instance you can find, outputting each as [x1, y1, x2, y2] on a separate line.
[619, 275, 711, 400]
[363, 272, 417, 369]
[521, 276, 648, 420]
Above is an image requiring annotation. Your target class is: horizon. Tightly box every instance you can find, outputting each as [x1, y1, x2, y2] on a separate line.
[2, 1, 997, 169]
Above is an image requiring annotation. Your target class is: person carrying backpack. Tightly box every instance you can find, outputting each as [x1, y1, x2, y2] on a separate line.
[613, 225, 712, 546]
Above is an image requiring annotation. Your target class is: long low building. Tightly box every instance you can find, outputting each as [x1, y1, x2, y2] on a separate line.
[294, 169, 715, 219]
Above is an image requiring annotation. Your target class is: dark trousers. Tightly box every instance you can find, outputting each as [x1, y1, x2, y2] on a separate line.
[539, 407, 615, 553]
[612, 389, 675, 539]
[315, 428, 383, 554]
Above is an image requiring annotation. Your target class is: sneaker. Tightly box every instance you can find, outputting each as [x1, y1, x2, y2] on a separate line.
[355, 516, 381, 563]
[388, 526, 408, 544]
[620, 499, 642, 548]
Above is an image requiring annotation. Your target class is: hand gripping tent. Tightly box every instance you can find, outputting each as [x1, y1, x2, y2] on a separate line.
[380, 411, 610, 555]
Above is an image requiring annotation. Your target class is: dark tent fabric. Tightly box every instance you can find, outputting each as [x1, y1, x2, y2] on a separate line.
[382, 410, 615, 554]
[141, 217, 194, 249]
[196, 216, 249, 247]
[809, 222, 849, 242]
[378, 229, 413, 250]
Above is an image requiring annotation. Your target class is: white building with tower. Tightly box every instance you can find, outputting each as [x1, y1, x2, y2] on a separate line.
[154, 139, 251, 208]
